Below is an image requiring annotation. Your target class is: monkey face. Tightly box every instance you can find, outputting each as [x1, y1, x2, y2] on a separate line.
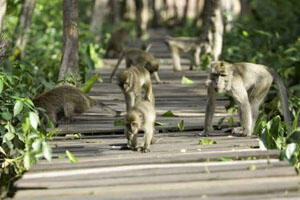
[211, 73, 230, 93]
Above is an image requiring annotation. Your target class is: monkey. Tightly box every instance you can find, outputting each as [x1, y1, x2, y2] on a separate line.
[124, 100, 156, 153]
[33, 85, 120, 127]
[109, 47, 161, 84]
[117, 66, 155, 112]
[165, 36, 202, 72]
[204, 61, 292, 136]
[104, 28, 130, 58]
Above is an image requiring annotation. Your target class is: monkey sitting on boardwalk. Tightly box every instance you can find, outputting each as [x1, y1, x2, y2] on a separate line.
[33, 85, 120, 127]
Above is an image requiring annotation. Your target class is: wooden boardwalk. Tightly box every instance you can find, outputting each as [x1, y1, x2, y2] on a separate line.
[12, 30, 300, 199]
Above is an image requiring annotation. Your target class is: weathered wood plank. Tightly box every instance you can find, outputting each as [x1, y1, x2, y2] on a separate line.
[13, 176, 300, 199]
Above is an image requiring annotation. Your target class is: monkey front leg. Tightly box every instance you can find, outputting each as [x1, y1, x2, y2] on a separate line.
[125, 92, 135, 112]
[142, 125, 154, 153]
[170, 46, 182, 72]
[233, 88, 252, 136]
[153, 72, 161, 83]
[204, 83, 217, 136]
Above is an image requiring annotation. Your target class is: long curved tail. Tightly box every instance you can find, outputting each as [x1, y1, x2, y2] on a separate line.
[269, 68, 292, 126]
[110, 50, 126, 83]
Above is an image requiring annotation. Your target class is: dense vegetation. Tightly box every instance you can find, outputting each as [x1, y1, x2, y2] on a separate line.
[0, 0, 299, 198]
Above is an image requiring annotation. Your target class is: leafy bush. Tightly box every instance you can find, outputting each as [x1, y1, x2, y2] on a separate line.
[0, 67, 54, 197]
[255, 113, 300, 172]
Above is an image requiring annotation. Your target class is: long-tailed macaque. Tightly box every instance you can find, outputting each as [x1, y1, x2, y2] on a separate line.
[125, 100, 156, 153]
[204, 61, 292, 136]
[105, 28, 129, 58]
[109, 47, 161, 83]
[34, 85, 120, 126]
[118, 66, 154, 112]
[165, 36, 201, 72]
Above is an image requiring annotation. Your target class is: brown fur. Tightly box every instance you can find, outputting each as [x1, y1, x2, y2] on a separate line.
[110, 48, 160, 83]
[105, 28, 130, 58]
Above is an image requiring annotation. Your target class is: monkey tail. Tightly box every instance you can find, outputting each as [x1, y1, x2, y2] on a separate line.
[269, 68, 292, 126]
[145, 44, 152, 52]
[96, 101, 122, 117]
[110, 50, 126, 83]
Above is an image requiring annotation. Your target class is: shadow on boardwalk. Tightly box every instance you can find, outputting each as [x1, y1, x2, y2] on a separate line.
[12, 29, 300, 200]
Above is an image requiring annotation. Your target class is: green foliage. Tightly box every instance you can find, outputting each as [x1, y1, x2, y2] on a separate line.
[178, 120, 184, 132]
[255, 113, 300, 172]
[0, 70, 55, 195]
[181, 76, 194, 84]
[162, 110, 178, 117]
[66, 150, 78, 163]
[198, 139, 217, 145]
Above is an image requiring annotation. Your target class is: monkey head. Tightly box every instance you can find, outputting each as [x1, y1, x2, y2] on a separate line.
[126, 111, 143, 136]
[144, 60, 159, 74]
[118, 70, 132, 93]
[210, 61, 233, 93]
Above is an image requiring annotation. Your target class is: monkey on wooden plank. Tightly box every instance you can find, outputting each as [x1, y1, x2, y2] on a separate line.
[165, 36, 201, 72]
[110, 47, 162, 84]
[33, 85, 120, 127]
[118, 66, 155, 112]
[204, 61, 292, 136]
[124, 100, 156, 153]
[104, 28, 130, 58]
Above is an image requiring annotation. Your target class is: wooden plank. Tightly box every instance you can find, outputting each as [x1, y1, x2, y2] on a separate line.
[13, 176, 300, 199]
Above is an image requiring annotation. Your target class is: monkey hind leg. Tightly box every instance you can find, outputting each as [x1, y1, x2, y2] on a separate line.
[249, 80, 272, 132]
[142, 127, 154, 153]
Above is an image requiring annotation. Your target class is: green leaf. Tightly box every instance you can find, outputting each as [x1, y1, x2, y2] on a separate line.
[155, 121, 168, 126]
[181, 76, 194, 84]
[248, 165, 256, 171]
[178, 120, 184, 132]
[217, 157, 232, 162]
[0, 79, 3, 94]
[24, 152, 32, 170]
[285, 143, 297, 160]
[287, 129, 300, 144]
[29, 112, 39, 129]
[1, 112, 12, 121]
[198, 139, 217, 145]
[73, 133, 82, 139]
[42, 141, 52, 162]
[14, 101, 24, 116]
[80, 74, 99, 93]
[32, 139, 42, 152]
[4, 132, 15, 141]
[66, 150, 78, 163]
[114, 120, 125, 126]
[292, 110, 300, 131]
[162, 110, 177, 117]
[242, 30, 249, 37]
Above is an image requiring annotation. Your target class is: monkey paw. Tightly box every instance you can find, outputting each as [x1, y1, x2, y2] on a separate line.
[141, 148, 150, 153]
[231, 127, 247, 137]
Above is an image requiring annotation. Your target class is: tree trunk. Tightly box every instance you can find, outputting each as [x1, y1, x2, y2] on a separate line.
[135, 0, 148, 38]
[59, 0, 79, 81]
[13, 0, 36, 56]
[0, 0, 6, 33]
[108, 0, 121, 24]
[221, 0, 241, 31]
[180, 0, 190, 25]
[89, 0, 108, 41]
[151, 0, 160, 27]
[241, 0, 251, 16]
[199, 0, 223, 61]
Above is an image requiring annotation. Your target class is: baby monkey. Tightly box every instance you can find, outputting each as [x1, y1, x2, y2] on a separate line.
[34, 85, 120, 127]
[124, 100, 156, 153]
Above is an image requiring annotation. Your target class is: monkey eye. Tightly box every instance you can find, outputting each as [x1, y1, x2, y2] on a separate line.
[220, 74, 227, 77]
